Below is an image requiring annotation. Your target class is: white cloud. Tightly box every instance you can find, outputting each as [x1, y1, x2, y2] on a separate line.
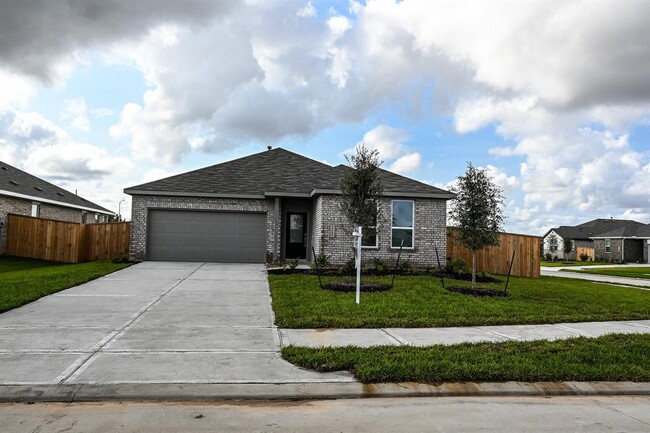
[355, 125, 407, 160]
[389, 152, 421, 175]
[0, 108, 135, 214]
[61, 98, 90, 132]
[297, 2, 317, 18]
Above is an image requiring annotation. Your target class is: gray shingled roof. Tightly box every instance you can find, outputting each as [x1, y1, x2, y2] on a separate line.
[546, 218, 650, 240]
[125, 148, 454, 199]
[0, 161, 113, 214]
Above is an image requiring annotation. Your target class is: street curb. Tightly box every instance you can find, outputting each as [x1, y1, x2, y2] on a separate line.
[1, 382, 649, 403]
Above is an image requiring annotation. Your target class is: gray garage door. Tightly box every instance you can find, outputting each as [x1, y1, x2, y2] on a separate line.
[147, 210, 266, 263]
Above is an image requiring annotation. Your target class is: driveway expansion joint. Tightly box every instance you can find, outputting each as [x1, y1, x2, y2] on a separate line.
[56, 263, 207, 385]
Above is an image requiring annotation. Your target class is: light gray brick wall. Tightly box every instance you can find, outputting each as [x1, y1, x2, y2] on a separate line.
[316, 194, 447, 268]
[40, 204, 83, 223]
[593, 238, 623, 262]
[311, 196, 323, 256]
[129, 195, 279, 261]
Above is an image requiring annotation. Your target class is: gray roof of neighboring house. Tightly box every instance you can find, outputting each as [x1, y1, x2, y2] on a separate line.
[124, 148, 454, 199]
[544, 218, 650, 240]
[0, 161, 113, 214]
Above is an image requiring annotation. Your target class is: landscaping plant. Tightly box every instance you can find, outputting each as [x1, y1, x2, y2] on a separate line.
[338, 144, 384, 303]
[449, 162, 505, 287]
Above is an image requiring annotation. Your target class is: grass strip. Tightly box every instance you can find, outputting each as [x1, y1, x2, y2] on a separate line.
[269, 274, 650, 328]
[0, 258, 130, 312]
[282, 333, 650, 383]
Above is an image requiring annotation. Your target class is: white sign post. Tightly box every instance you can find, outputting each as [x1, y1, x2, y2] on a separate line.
[353, 226, 362, 304]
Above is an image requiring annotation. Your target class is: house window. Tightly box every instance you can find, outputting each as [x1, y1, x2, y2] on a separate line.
[361, 226, 378, 248]
[605, 239, 611, 253]
[391, 200, 414, 248]
[31, 202, 40, 217]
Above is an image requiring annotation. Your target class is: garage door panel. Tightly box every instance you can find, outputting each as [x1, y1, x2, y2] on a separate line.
[148, 210, 266, 263]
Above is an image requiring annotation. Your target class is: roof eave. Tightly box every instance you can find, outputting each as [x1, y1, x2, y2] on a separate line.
[0, 189, 114, 215]
[124, 189, 267, 200]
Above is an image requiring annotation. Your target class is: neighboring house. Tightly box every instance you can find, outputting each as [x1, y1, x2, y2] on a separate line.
[543, 219, 650, 263]
[0, 161, 114, 254]
[124, 147, 454, 265]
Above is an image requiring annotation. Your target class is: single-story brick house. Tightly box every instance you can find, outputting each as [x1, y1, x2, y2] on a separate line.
[543, 218, 650, 263]
[0, 161, 114, 254]
[124, 147, 454, 265]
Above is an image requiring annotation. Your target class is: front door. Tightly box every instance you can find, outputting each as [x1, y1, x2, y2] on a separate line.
[286, 212, 307, 259]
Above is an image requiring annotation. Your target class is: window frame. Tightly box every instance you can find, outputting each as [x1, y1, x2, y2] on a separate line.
[605, 238, 611, 253]
[361, 226, 378, 249]
[31, 202, 40, 217]
[390, 200, 415, 249]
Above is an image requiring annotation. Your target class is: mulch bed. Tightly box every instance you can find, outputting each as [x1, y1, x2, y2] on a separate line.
[322, 281, 391, 293]
[446, 286, 508, 297]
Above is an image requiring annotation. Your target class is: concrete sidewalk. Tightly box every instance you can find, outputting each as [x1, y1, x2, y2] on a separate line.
[541, 265, 650, 288]
[279, 320, 650, 348]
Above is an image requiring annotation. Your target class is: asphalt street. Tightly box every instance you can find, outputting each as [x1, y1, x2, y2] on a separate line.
[2, 396, 650, 432]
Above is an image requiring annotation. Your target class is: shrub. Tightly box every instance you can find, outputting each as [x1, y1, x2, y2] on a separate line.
[398, 258, 412, 273]
[447, 258, 466, 275]
[579, 253, 590, 262]
[372, 258, 387, 273]
[311, 253, 331, 270]
[544, 252, 553, 261]
[339, 257, 356, 275]
[287, 258, 300, 270]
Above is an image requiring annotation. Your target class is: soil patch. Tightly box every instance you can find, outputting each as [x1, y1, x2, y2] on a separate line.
[446, 286, 508, 297]
[323, 281, 391, 293]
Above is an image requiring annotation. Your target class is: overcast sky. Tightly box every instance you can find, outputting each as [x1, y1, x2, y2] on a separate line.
[1, 0, 648, 233]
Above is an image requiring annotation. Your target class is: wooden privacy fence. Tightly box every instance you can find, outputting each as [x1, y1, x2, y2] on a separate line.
[447, 229, 541, 278]
[5, 213, 130, 263]
[576, 247, 595, 261]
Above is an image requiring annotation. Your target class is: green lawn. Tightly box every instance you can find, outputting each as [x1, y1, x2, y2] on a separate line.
[563, 266, 650, 280]
[269, 274, 650, 328]
[541, 260, 610, 267]
[0, 256, 131, 313]
[282, 333, 650, 383]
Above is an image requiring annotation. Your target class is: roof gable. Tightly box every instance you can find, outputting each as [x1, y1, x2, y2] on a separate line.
[0, 161, 112, 214]
[125, 148, 453, 199]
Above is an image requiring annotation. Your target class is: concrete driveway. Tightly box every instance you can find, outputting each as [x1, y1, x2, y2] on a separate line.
[0, 262, 352, 386]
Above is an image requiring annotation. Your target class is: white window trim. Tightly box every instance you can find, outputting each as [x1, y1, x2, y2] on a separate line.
[390, 199, 415, 249]
[605, 238, 611, 253]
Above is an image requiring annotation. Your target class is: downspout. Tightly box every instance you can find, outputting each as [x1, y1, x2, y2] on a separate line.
[621, 237, 625, 263]
[273, 197, 280, 262]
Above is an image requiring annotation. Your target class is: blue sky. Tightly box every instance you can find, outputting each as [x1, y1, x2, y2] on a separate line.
[1, 0, 648, 234]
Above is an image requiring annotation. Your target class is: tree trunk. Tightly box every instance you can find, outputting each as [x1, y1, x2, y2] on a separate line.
[471, 249, 477, 288]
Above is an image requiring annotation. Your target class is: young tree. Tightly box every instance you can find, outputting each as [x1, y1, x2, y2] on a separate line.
[547, 233, 559, 260]
[339, 144, 383, 303]
[449, 162, 505, 287]
[562, 237, 573, 260]
[339, 144, 384, 230]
